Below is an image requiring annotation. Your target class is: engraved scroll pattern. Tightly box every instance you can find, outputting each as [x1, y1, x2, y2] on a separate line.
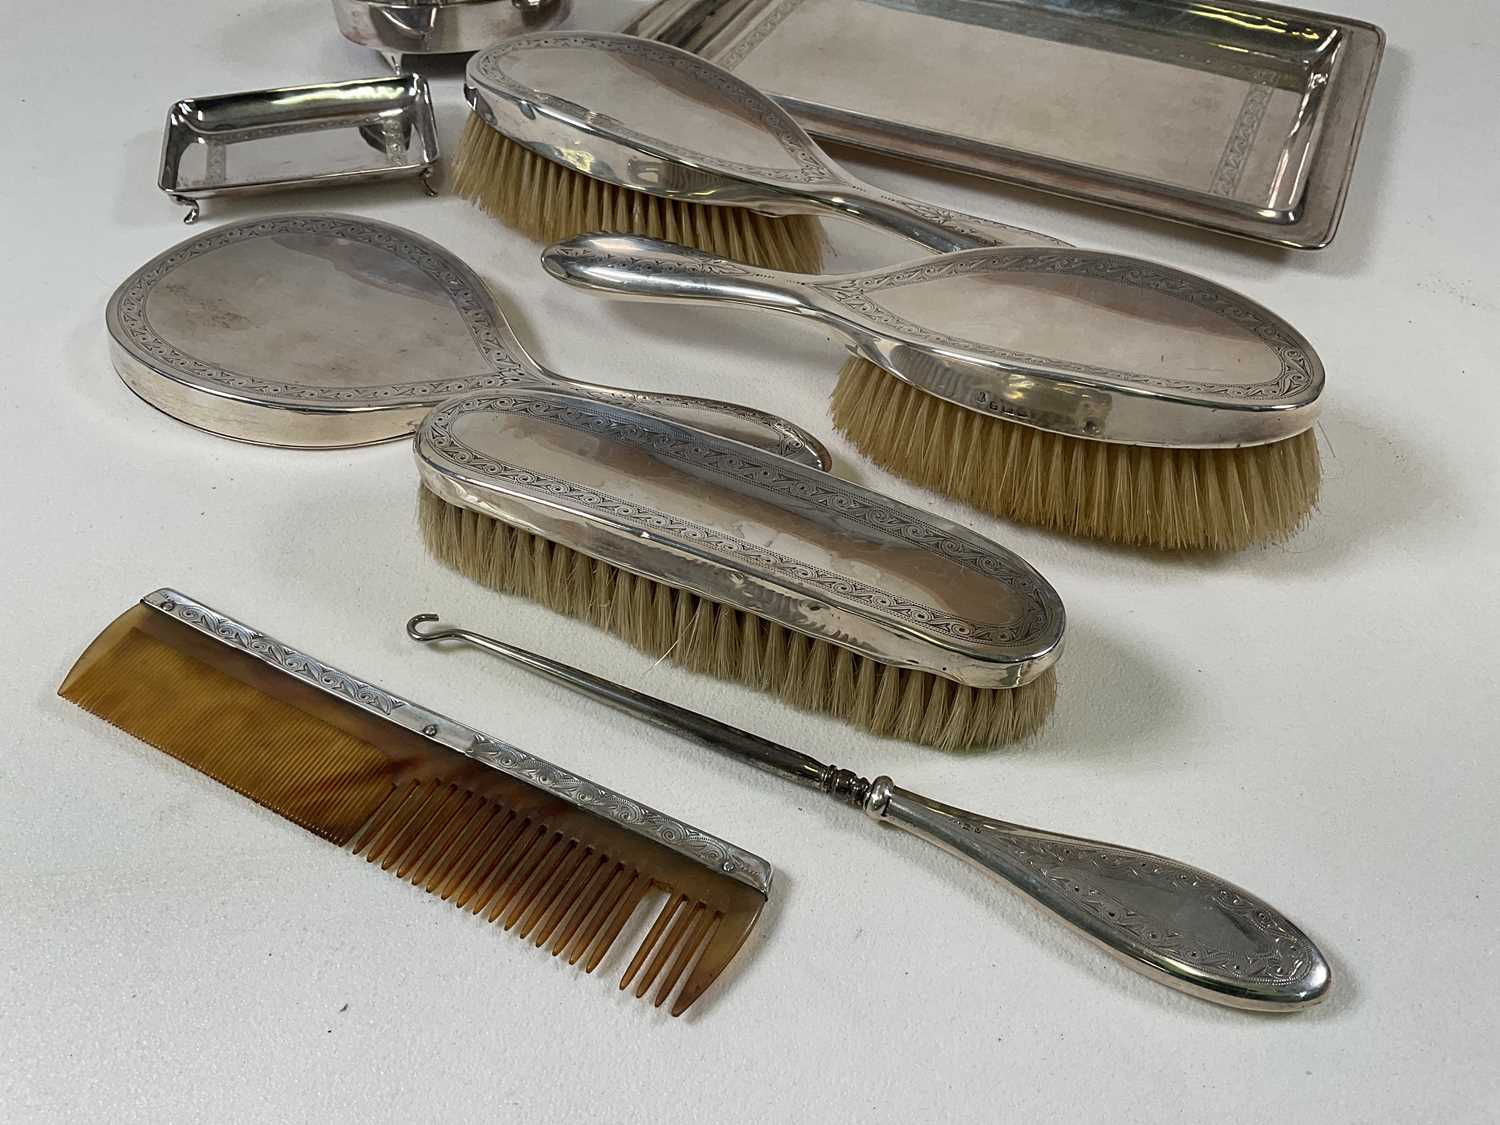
[143, 590, 773, 893]
[113, 214, 532, 402]
[424, 393, 1060, 648]
[563, 245, 1316, 398]
[991, 831, 1319, 986]
[1210, 71, 1277, 199]
[811, 250, 1317, 398]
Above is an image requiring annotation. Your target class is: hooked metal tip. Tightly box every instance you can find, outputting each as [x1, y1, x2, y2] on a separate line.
[405, 613, 448, 641]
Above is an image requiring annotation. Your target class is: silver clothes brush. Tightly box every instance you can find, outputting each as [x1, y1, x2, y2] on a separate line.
[455, 31, 1069, 272]
[407, 614, 1331, 1011]
[414, 387, 1063, 748]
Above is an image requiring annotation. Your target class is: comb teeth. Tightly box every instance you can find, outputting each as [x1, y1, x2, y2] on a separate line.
[60, 627, 396, 843]
[347, 781, 729, 1010]
[58, 608, 766, 1017]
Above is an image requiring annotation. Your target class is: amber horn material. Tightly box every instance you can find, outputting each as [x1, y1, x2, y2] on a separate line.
[58, 593, 768, 1017]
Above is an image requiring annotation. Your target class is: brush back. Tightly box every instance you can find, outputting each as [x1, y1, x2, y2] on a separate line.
[414, 389, 1064, 690]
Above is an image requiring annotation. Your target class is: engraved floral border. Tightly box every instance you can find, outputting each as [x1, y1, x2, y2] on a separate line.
[425, 393, 1062, 651]
[809, 250, 1318, 399]
[1000, 834, 1317, 985]
[142, 589, 773, 894]
[1211, 72, 1277, 199]
[110, 214, 532, 404]
[557, 244, 1316, 399]
[470, 34, 836, 185]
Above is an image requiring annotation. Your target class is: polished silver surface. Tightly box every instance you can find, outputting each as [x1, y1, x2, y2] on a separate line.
[414, 388, 1065, 688]
[629, 0, 1385, 248]
[543, 234, 1324, 447]
[465, 32, 1070, 252]
[158, 77, 440, 223]
[140, 589, 772, 894]
[333, 0, 568, 69]
[410, 614, 1329, 1011]
[105, 213, 829, 464]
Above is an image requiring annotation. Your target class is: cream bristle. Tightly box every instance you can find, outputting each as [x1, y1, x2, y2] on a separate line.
[453, 113, 826, 274]
[830, 356, 1321, 551]
[419, 487, 1054, 749]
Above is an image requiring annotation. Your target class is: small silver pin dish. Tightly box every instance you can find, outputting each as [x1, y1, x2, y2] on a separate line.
[158, 76, 440, 223]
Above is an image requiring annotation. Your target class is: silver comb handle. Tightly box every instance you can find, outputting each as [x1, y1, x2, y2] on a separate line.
[409, 617, 1330, 1011]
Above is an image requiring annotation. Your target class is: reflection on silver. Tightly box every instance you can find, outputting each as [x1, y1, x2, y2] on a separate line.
[408, 614, 1331, 1011]
[104, 213, 829, 465]
[332, 0, 570, 70]
[464, 32, 1070, 253]
[542, 234, 1324, 448]
[629, 0, 1385, 248]
[413, 388, 1065, 689]
[158, 77, 440, 223]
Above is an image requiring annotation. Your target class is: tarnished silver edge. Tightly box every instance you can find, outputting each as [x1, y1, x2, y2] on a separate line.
[138, 588, 773, 896]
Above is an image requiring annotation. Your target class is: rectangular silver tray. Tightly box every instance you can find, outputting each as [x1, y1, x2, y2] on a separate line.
[627, 0, 1384, 248]
[158, 75, 439, 222]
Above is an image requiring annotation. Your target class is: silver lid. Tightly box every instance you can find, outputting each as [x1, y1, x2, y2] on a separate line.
[415, 388, 1064, 689]
[334, 0, 567, 60]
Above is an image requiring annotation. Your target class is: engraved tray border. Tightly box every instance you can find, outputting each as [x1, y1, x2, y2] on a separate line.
[626, 0, 1384, 248]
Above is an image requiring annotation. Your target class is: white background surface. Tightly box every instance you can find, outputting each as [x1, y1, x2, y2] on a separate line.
[2, 2, 1496, 1121]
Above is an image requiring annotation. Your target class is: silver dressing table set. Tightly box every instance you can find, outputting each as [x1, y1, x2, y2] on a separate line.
[115, 0, 1385, 1014]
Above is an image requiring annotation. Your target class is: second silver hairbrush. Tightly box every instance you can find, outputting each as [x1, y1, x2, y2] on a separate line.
[465, 32, 1069, 254]
[542, 233, 1323, 448]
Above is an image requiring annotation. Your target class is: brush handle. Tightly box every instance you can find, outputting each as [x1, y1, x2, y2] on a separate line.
[408, 616, 1332, 1012]
[541, 236, 832, 322]
[862, 784, 1329, 1011]
[805, 179, 1070, 252]
[540, 376, 832, 471]
[540, 236, 867, 359]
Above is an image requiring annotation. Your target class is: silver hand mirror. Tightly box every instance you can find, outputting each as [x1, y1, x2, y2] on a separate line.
[542, 234, 1324, 448]
[464, 32, 1068, 253]
[105, 213, 829, 464]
